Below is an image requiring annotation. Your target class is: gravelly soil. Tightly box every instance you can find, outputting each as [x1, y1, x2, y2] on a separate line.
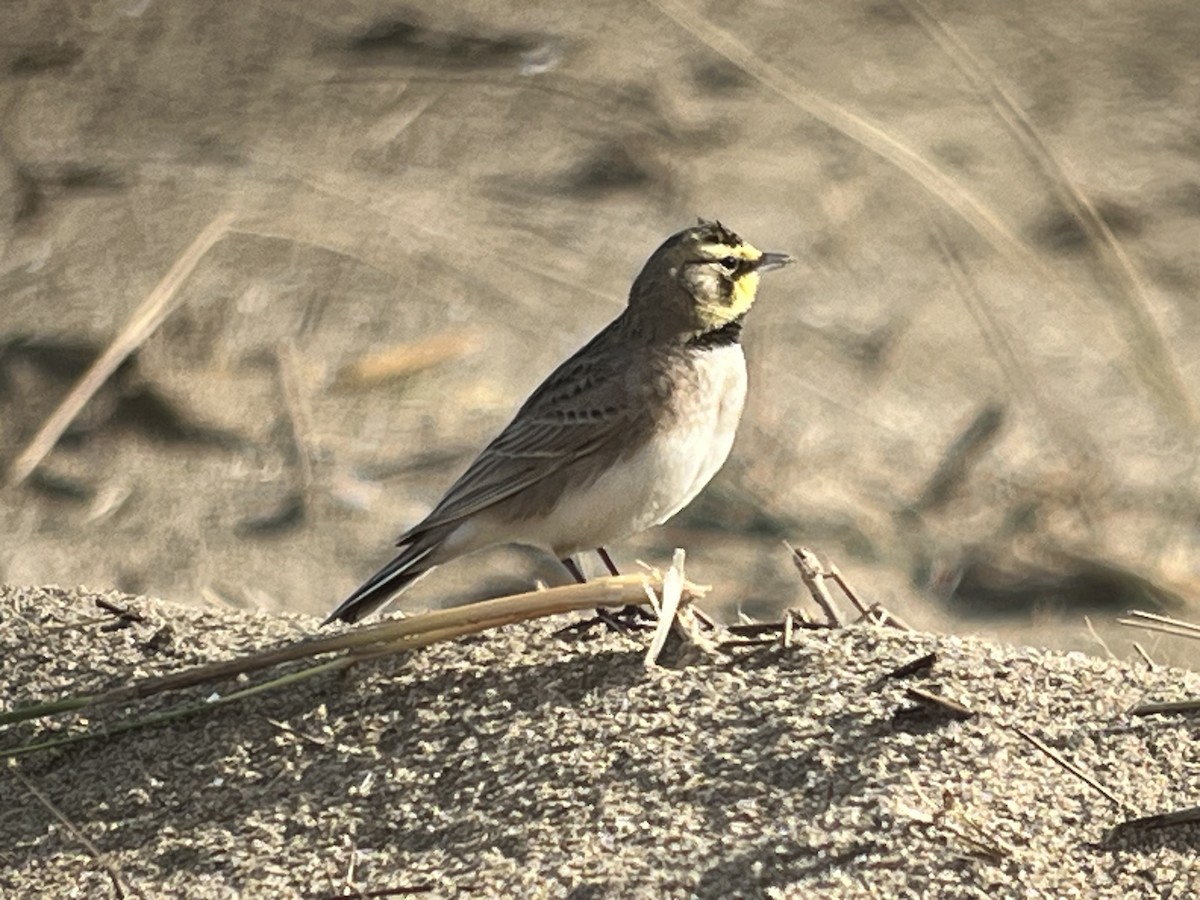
[3, 585, 1197, 898]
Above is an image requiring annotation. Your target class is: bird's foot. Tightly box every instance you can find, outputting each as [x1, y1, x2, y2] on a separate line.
[555, 604, 657, 639]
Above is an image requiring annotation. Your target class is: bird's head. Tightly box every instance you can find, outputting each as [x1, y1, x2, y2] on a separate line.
[627, 219, 793, 341]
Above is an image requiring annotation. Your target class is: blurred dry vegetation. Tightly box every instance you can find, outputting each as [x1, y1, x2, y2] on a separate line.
[1, 0, 1198, 666]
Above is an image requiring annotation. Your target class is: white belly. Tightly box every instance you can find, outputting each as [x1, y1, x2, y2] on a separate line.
[510, 344, 748, 556]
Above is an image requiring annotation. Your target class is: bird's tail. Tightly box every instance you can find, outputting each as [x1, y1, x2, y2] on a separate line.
[323, 539, 438, 625]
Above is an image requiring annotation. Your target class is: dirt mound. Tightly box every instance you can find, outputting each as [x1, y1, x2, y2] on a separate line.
[3, 584, 1196, 897]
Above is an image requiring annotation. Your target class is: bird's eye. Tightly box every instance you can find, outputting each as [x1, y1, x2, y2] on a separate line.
[719, 256, 739, 272]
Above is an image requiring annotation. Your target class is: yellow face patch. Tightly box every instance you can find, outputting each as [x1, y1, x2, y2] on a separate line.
[728, 269, 760, 317]
[691, 239, 765, 329]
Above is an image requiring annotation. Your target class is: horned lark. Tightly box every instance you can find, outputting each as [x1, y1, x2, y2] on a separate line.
[325, 220, 792, 624]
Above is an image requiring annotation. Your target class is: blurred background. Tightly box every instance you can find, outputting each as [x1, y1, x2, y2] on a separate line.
[1, 0, 1197, 666]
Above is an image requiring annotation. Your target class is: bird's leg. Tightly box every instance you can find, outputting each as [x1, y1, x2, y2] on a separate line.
[595, 547, 621, 577]
[593, 547, 656, 626]
[560, 556, 588, 584]
[554, 552, 652, 637]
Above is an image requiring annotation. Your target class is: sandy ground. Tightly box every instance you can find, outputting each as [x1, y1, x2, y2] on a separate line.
[2, 584, 1198, 898]
[1, 5, 1199, 661]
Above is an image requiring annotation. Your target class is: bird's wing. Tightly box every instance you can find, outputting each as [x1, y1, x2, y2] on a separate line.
[398, 324, 654, 540]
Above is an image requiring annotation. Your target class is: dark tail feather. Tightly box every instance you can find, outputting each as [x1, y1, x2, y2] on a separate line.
[323, 544, 436, 625]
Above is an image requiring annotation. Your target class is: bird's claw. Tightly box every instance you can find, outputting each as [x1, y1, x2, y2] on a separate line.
[555, 604, 657, 639]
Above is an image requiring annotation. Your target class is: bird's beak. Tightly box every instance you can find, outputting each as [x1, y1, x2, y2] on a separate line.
[756, 252, 794, 273]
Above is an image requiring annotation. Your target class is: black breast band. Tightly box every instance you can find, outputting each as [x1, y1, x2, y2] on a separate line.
[688, 316, 744, 349]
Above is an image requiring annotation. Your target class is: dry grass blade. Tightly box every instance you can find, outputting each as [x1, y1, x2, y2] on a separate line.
[645, 548, 686, 667]
[1118, 610, 1200, 640]
[5, 211, 237, 488]
[1128, 698, 1200, 717]
[95, 597, 148, 626]
[1, 575, 694, 758]
[10, 763, 142, 898]
[905, 686, 976, 720]
[1111, 804, 1200, 835]
[0, 575, 668, 728]
[900, 0, 1193, 428]
[1116, 621, 1200, 641]
[884, 652, 939, 683]
[644, 0, 1196, 429]
[2, 657, 351, 761]
[1129, 642, 1155, 668]
[1083, 615, 1117, 661]
[828, 563, 915, 629]
[786, 543, 843, 626]
[784, 543, 914, 631]
[1012, 726, 1130, 812]
[314, 884, 436, 899]
[868, 653, 935, 691]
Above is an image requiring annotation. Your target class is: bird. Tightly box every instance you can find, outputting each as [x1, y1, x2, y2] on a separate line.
[324, 220, 792, 625]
